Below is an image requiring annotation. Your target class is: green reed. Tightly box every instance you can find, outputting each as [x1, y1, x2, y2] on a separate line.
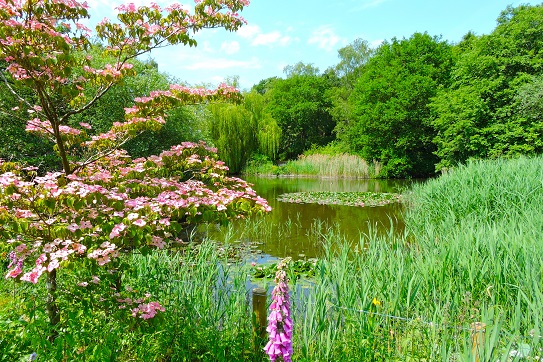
[244, 153, 380, 178]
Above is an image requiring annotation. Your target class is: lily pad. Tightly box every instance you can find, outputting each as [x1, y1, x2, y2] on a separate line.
[277, 191, 401, 207]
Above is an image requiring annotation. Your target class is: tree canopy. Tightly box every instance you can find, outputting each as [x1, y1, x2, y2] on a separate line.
[431, 4, 543, 170]
[265, 71, 336, 160]
[347, 33, 454, 177]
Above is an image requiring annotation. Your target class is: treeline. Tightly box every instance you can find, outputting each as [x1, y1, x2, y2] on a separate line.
[212, 3, 543, 177]
[2, 4, 542, 178]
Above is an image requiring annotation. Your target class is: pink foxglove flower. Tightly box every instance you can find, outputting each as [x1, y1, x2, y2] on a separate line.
[264, 258, 293, 362]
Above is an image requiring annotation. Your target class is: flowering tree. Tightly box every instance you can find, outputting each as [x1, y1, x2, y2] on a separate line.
[0, 0, 270, 341]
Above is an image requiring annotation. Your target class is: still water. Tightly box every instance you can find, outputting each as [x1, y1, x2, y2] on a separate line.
[206, 177, 414, 260]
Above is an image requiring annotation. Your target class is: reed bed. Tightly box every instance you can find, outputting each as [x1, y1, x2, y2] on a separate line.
[244, 153, 381, 178]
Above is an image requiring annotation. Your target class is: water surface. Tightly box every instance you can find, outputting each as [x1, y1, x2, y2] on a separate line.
[207, 177, 414, 260]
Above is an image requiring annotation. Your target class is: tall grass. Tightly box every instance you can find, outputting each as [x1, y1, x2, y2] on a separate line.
[124, 244, 258, 361]
[244, 153, 381, 178]
[0, 243, 259, 361]
[285, 156, 543, 360]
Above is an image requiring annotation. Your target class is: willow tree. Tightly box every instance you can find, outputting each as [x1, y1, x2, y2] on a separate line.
[209, 102, 257, 173]
[245, 91, 281, 162]
[208, 90, 280, 172]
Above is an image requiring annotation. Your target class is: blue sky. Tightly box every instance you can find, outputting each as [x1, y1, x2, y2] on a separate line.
[86, 0, 542, 90]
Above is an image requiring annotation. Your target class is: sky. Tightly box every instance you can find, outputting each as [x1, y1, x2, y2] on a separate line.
[85, 0, 542, 90]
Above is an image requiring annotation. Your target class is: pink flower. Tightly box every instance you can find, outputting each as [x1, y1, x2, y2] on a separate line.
[67, 223, 79, 232]
[79, 220, 93, 229]
[264, 258, 293, 362]
[150, 236, 166, 249]
[109, 223, 126, 239]
[6, 267, 23, 279]
[127, 213, 139, 221]
[133, 219, 146, 227]
[132, 301, 165, 320]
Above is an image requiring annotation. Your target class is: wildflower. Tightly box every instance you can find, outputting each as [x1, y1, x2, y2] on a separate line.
[264, 258, 293, 362]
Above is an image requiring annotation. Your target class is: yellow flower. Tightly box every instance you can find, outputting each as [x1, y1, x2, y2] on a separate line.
[372, 297, 382, 307]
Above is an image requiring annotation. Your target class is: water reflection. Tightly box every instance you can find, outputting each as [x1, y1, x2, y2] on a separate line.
[207, 177, 414, 259]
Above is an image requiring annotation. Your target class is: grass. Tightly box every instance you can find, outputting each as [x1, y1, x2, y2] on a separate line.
[1, 243, 260, 361]
[244, 153, 381, 179]
[2, 155, 543, 360]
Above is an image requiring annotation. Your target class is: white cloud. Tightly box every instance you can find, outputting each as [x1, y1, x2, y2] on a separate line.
[220, 40, 240, 55]
[184, 57, 261, 71]
[201, 41, 216, 53]
[308, 26, 342, 52]
[252, 31, 291, 46]
[236, 24, 291, 47]
[237, 24, 261, 39]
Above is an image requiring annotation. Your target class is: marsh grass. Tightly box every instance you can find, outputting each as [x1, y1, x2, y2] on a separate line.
[283, 156, 543, 360]
[244, 153, 381, 178]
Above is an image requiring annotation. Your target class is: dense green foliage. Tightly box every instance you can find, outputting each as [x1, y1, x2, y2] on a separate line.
[0, 80, 59, 170]
[265, 73, 336, 160]
[2, 4, 543, 178]
[346, 33, 454, 177]
[431, 4, 543, 170]
[208, 91, 280, 173]
[251, 3, 543, 177]
[326, 39, 373, 135]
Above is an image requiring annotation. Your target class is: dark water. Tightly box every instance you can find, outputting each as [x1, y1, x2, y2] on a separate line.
[207, 177, 414, 260]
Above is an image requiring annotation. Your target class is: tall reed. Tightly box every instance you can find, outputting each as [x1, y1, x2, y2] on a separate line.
[287, 156, 543, 360]
[244, 153, 381, 178]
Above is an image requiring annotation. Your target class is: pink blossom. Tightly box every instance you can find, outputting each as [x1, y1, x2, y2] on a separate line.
[109, 223, 126, 239]
[131, 301, 165, 319]
[6, 266, 23, 279]
[79, 220, 93, 229]
[127, 212, 139, 221]
[150, 235, 166, 249]
[133, 218, 146, 227]
[67, 223, 79, 232]
[264, 258, 293, 362]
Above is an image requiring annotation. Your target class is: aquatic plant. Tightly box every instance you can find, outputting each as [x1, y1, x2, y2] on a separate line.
[277, 191, 401, 207]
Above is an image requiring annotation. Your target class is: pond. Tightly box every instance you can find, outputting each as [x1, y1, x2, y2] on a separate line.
[204, 176, 415, 261]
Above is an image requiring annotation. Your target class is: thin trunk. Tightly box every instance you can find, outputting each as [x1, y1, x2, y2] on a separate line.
[46, 270, 60, 342]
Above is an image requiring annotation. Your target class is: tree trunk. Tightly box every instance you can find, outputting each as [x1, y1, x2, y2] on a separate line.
[46, 270, 60, 342]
